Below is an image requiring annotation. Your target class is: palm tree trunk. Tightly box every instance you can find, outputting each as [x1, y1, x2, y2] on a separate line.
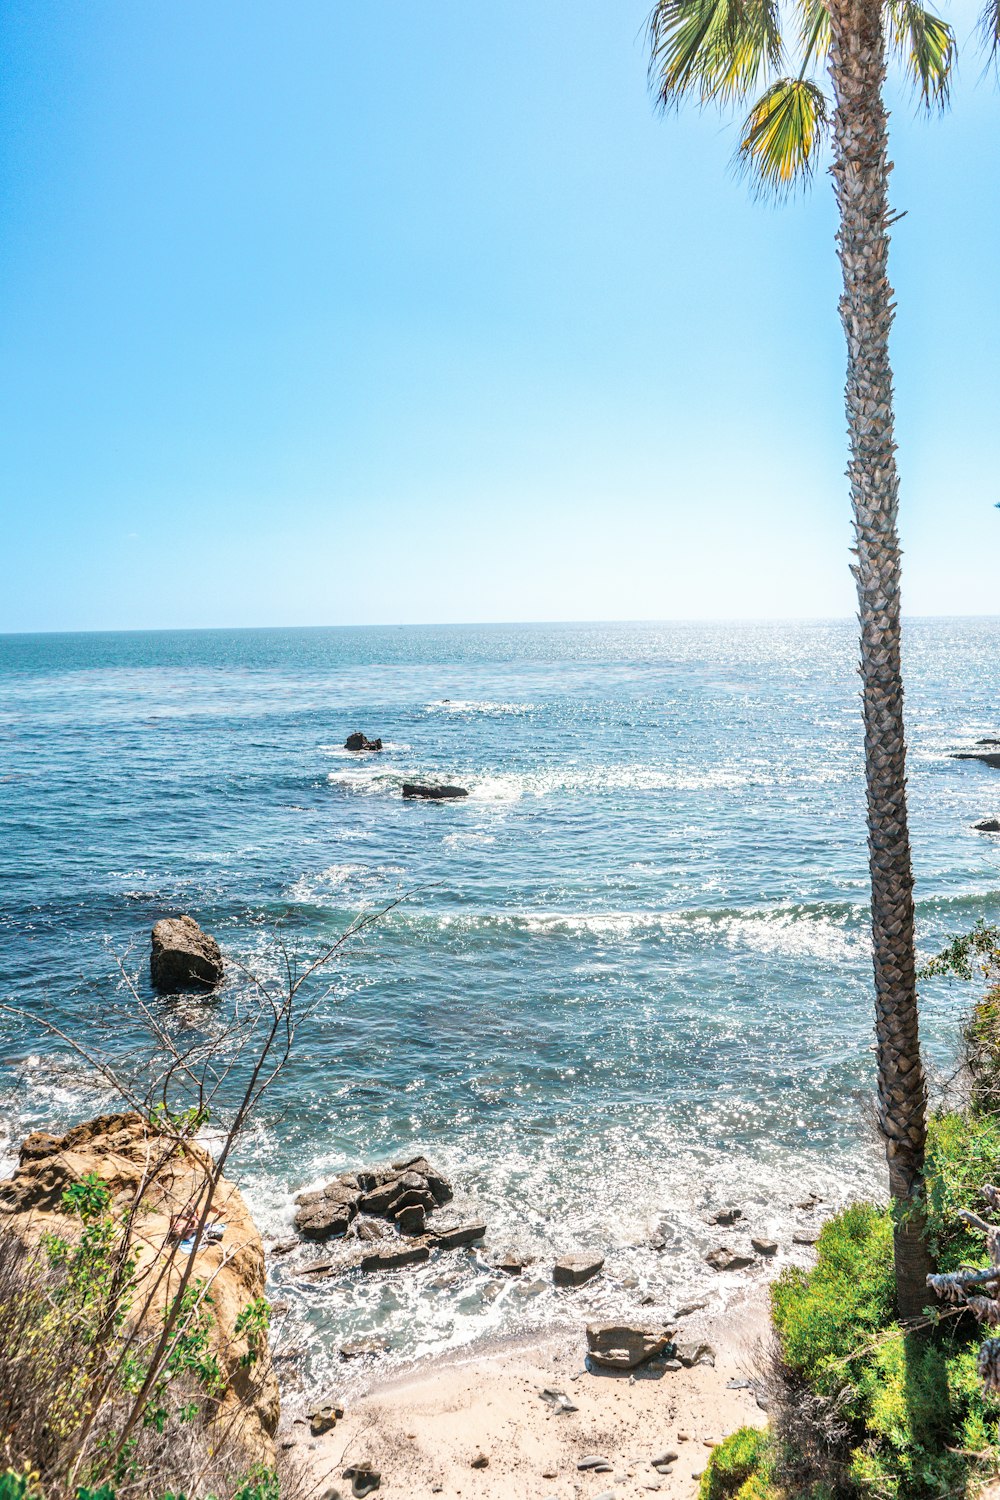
[827, 0, 933, 1321]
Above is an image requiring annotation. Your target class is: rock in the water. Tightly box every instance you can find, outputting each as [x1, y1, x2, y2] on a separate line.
[706, 1206, 742, 1226]
[344, 733, 383, 752]
[494, 1251, 531, 1275]
[792, 1230, 818, 1246]
[401, 783, 469, 800]
[751, 1236, 778, 1256]
[359, 1244, 430, 1273]
[340, 1338, 390, 1360]
[553, 1253, 605, 1287]
[974, 818, 1000, 833]
[293, 1183, 361, 1241]
[431, 1221, 486, 1250]
[394, 1202, 426, 1236]
[952, 749, 1000, 769]
[705, 1246, 755, 1272]
[150, 915, 223, 991]
[586, 1322, 675, 1370]
[391, 1155, 454, 1204]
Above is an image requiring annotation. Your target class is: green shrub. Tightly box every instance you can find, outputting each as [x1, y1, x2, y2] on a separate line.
[699, 1427, 773, 1500]
[925, 1110, 1000, 1271]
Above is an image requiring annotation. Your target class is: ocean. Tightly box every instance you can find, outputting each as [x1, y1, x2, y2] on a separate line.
[1, 619, 998, 1391]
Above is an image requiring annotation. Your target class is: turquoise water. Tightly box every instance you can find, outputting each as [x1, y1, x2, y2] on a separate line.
[2, 620, 999, 1384]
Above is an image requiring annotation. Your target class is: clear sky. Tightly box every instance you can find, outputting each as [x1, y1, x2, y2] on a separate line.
[2, 0, 998, 632]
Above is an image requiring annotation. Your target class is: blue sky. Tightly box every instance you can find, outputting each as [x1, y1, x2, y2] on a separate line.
[2, 0, 998, 631]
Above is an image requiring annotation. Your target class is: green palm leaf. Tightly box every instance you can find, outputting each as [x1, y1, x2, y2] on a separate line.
[736, 76, 829, 194]
[648, 0, 783, 106]
[886, 0, 955, 103]
[980, 0, 1000, 59]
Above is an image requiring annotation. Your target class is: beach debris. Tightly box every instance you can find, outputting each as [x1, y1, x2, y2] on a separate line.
[705, 1247, 755, 1272]
[470, 1452, 490, 1469]
[402, 782, 469, 800]
[344, 733, 382, 751]
[586, 1322, 675, 1371]
[309, 1402, 344, 1436]
[577, 1455, 613, 1471]
[751, 1236, 778, 1256]
[705, 1205, 742, 1226]
[674, 1340, 715, 1368]
[150, 914, 223, 991]
[539, 1387, 578, 1412]
[339, 1337, 390, 1360]
[553, 1252, 605, 1287]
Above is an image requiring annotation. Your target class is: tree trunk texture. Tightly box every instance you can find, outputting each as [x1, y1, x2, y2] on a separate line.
[827, 0, 933, 1321]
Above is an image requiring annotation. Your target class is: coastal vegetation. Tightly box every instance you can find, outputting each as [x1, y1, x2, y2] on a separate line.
[699, 929, 1000, 1498]
[647, 0, 995, 1316]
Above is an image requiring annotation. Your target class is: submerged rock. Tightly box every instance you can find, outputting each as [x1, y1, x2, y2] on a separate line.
[705, 1205, 743, 1226]
[401, 783, 469, 800]
[150, 914, 223, 991]
[553, 1252, 605, 1287]
[344, 733, 382, 751]
[751, 1236, 779, 1256]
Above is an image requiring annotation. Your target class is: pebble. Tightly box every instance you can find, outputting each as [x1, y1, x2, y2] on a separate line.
[594, 1493, 617, 1500]
[703, 1438, 717, 1448]
[578, 1455, 613, 1471]
[677, 1431, 690, 1441]
[470, 1453, 489, 1469]
[651, 1450, 679, 1466]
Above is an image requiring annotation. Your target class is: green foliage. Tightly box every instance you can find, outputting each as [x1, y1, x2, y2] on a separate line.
[919, 920, 1000, 984]
[768, 1130, 1000, 1498]
[148, 1104, 210, 1135]
[699, 1427, 775, 1500]
[0, 1475, 36, 1500]
[233, 1298, 270, 1370]
[232, 1467, 280, 1500]
[61, 1175, 111, 1223]
[925, 1110, 1000, 1270]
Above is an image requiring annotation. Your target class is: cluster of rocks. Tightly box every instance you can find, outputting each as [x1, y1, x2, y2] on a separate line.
[953, 738, 1000, 770]
[700, 1197, 823, 1272]
[344, 732, 383, 752]
[292, 1155, 485, 1274]
[150, 914, 224, 992]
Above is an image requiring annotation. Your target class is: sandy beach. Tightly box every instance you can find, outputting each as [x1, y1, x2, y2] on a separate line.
[285, 1284, 770, 1499]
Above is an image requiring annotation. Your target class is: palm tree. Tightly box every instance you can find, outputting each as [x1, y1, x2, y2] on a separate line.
[647, 0, 994, 1319]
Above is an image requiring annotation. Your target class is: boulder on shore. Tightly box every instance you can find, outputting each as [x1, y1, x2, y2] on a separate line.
[402, 783, 469, 800]
[344, 732, 383, 752]
[150, 914, 223, 991]
[586, 1322, 675, 1370]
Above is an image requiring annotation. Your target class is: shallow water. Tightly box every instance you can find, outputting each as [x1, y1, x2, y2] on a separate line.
[2, 620, 999, 1390]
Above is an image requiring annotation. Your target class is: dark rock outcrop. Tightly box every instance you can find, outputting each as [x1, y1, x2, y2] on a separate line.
[952, 749, 1000, 769]
[344, 733, 383, 752]
[974, 818, 1000, 833]
[705, 1246, 756, 1271]
[401, 783, 469, 800]
[150, 915, 223, 991]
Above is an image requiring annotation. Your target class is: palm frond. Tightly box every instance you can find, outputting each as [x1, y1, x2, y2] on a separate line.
[886, 0, 955, 105]
[797, 0, 832, 74]
[736, 77, 830, 196]
[648, 0, 784, 108]
[979, 0, 1000, 61]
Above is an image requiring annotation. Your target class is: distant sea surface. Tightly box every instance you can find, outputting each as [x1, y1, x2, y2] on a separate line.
[2, 620, 999, 1386]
